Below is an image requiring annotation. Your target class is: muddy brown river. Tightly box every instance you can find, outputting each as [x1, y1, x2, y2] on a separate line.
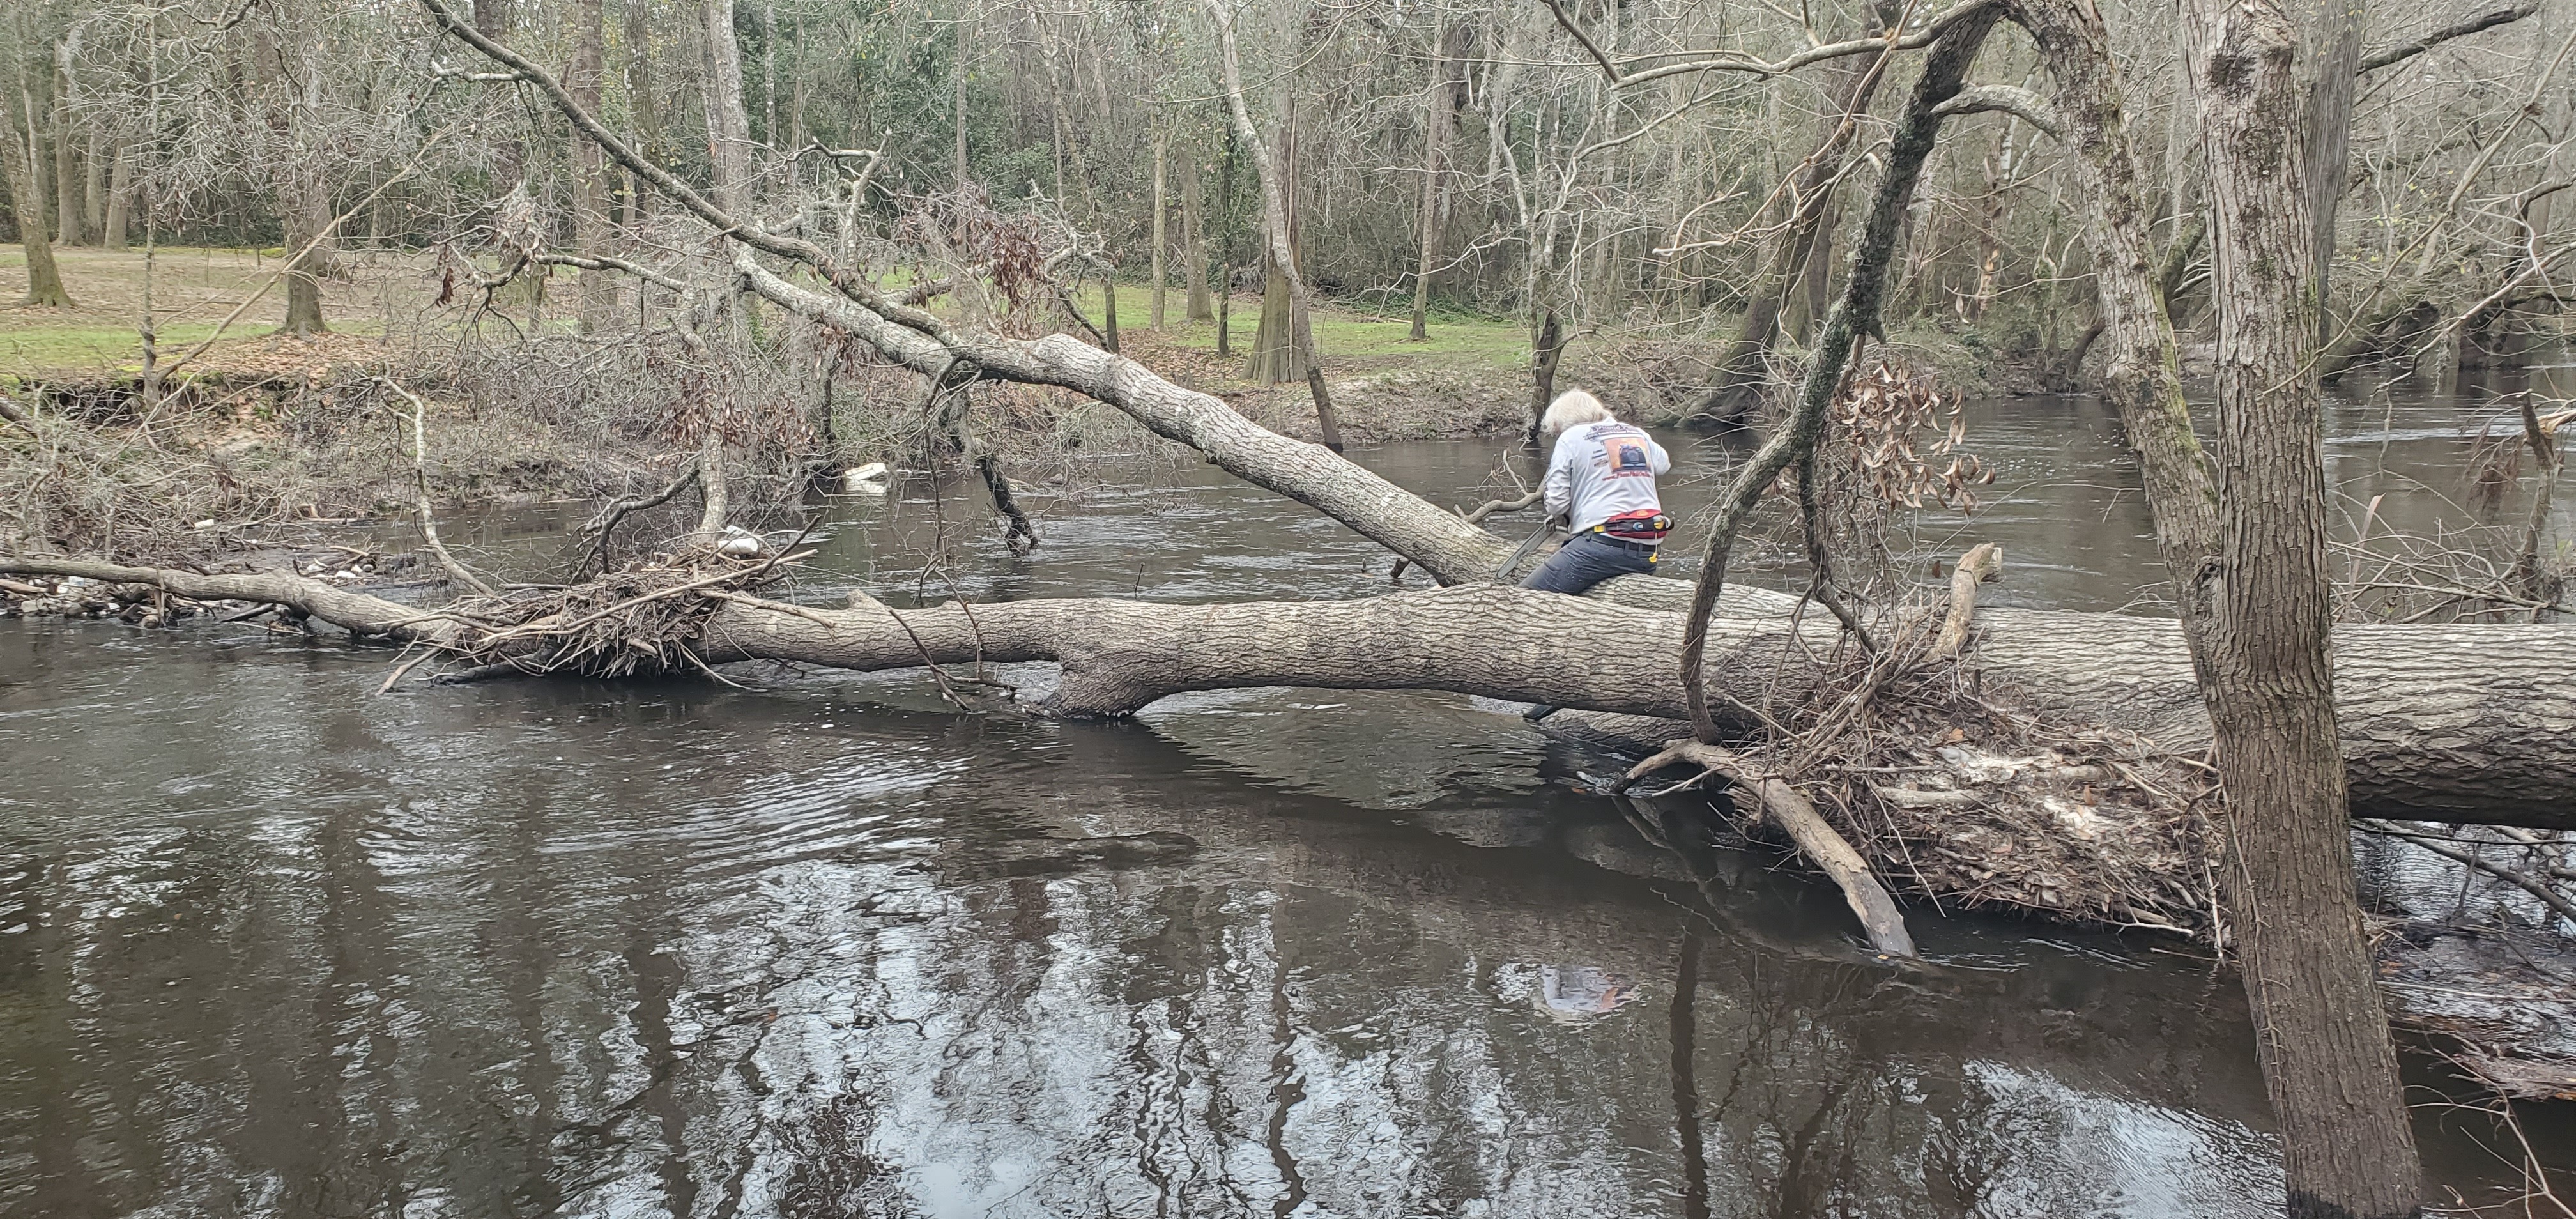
[4, 381, 2572, 1216]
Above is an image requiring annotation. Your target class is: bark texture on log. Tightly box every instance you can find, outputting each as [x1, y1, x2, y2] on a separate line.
[12, 553, 2573, 832]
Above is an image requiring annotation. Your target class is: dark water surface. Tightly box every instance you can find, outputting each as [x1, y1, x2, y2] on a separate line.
[4, 378, 2572, 1216]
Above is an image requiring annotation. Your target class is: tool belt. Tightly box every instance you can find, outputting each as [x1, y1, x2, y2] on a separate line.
[1588, 534, 1661, 559]
[1593, 509, 1673, 542]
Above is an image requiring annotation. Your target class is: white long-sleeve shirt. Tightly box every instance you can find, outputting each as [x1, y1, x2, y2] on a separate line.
[1543, 420, 1671, 536]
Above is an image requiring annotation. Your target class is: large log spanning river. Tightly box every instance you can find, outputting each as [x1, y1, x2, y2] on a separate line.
[4, 382, 2572, 1216]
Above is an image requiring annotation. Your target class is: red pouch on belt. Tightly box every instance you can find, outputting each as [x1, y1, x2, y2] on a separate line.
[1598, 509, 1673, 540]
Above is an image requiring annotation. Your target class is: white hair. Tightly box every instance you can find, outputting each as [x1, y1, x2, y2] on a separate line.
[1540, 389, 1614, 435]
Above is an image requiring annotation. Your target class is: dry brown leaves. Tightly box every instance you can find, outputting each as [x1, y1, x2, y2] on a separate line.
[899, 186, 1054, 310]
[1824, 359, 1993, 512]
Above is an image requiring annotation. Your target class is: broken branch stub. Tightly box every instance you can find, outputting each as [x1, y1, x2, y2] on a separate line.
[1934, 543, 2003, 659]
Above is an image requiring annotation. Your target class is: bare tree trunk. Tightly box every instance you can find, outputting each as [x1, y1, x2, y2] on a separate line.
[2177, 1, 2421, 1209]
[476, 0, 523, 185]
[1150, 126, 1167, 328]
[618, 0, 657, 227]
[1407, 23, 1464, 341]
[951, 1, 968, 192]
[1243, 120, 1303, 381]
[1215, 261, 1233, 355]
[0, 82, 70, 307]
[694, 425, 730, 535]
[693, 0, 755, 529]
[1100, 267, 1121, 353]
[100, 140, 126, 250]
[1182, 144, 1210, 321]
[1524, 308, 1565, 445]
[571, 0, 616, 332]
[1215, 129, 1236, 356]
[2511, 396, 2562, 605]
[364, 172, 387, 246]
[2305, 0, 2364, 340]
[759, 0, 776, 151]
[1966, 123, 2024, 319]
[1247, 257, 1303, 381]
[1689, 29, 1893, 427]
[699, 0, 753, 217]
[1212, 1, 1343, 450]
[1045, 33, 1067, 202]
[17, 69, 52, 257]
[1785, 197, 1841, 342]
[786, 7, 804, 162]
[52, 57, 80, 247]
[253, 17, 328, 336]
[282, 231, 328, 335]
[80, 127, 102, 244]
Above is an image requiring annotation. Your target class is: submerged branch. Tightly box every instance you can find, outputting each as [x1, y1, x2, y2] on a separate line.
[1618, 739, 1919, 957]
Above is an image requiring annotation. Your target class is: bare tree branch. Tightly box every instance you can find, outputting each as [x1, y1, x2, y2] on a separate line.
[1541, 0, 1990, 85]
[1931, 83, 2062, 137]
[2358, 1, 2542, 73]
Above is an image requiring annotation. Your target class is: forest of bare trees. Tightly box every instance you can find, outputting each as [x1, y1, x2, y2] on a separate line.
[6, 0, 2570, 399]
[6, 0, 2576, 1213]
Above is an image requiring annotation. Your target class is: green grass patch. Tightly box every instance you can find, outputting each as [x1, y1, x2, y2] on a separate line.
[1062, 279, 1531, 371]
[0, 321, 225, 373]
[1, 245, 418, 377]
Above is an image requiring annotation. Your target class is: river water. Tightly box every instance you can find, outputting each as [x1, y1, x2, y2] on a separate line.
[3, 378, 2572, 1217]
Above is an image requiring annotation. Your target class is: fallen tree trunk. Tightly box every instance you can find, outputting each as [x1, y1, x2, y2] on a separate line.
[0, 555, 2229, 935]
[8, 554, 2573, 834]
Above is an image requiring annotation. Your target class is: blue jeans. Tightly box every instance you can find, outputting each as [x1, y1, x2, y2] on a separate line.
[1521, 532, 1657, 595]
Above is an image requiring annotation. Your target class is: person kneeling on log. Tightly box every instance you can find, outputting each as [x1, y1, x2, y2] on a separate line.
[1522, 389, 1673, 595]
[1519, 391, 1672, 723]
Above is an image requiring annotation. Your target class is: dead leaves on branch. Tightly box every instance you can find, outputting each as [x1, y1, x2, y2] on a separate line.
[898, 185, 1055, 312]
[1812, 358, 1995, 512]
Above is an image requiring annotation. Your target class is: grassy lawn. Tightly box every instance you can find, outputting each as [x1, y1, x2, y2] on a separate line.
[0, 317, 226, 373]
[1054, 280, 1531, 385]
[0, 245, 415, 379]
[1, 245, 1533, 388]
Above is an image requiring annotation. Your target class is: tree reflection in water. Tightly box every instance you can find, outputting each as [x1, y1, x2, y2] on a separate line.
[1, 613, 2526, 1219]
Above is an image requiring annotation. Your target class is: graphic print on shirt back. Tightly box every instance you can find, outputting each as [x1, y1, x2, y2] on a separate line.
[1600, 429, 1654, 479]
